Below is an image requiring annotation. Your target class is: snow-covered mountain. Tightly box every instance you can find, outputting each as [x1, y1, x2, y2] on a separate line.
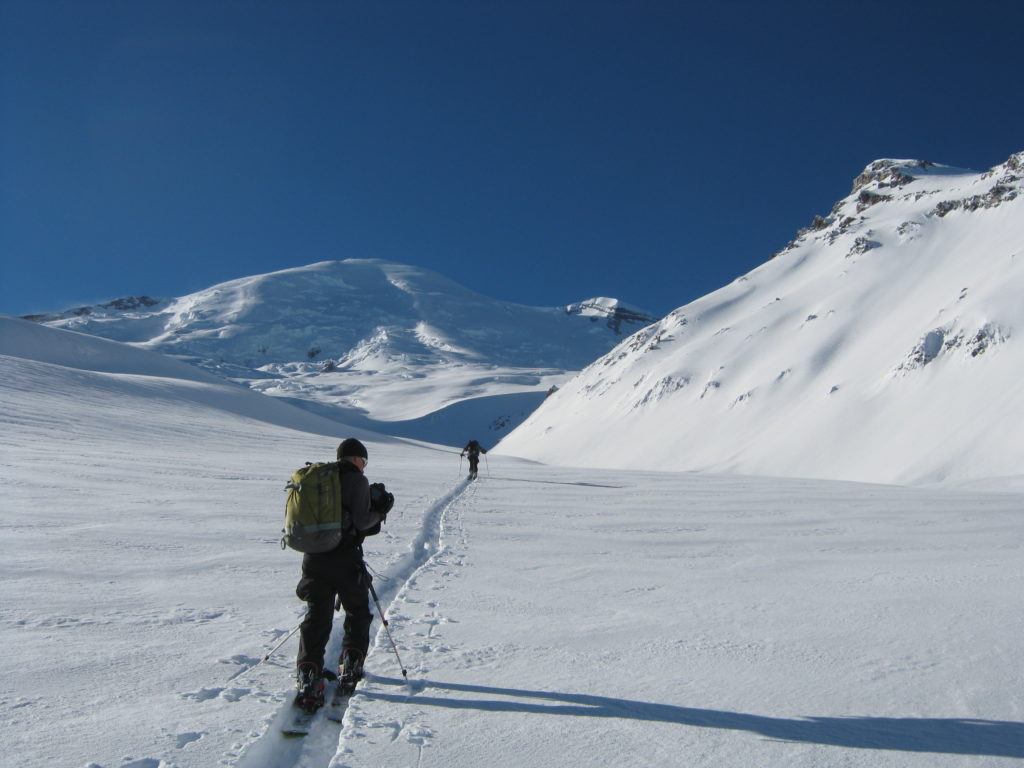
[497, 152, 1024, 485]
[25, 259, 658, 445]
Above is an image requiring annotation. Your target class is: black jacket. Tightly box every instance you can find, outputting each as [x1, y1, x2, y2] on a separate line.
[339, 460, 378, 536]
[462, 441, 486, 458]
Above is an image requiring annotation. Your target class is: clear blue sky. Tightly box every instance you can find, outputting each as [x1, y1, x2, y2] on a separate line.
[2, 0, 1021, 318]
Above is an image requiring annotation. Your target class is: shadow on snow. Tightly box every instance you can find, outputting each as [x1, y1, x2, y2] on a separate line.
[484, 475, 630, 489]
[367, 677, 1023, 758]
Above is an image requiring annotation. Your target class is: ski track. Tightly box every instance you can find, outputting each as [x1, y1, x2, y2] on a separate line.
[234, 477, 473, 768]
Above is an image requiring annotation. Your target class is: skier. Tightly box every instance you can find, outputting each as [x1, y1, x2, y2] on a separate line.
[460, 439, 488, 479]
[293, 438, 393, 712]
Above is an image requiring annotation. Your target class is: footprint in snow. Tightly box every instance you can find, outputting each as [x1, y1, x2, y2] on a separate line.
[219, 654, 259, 666]
[181, 686, 249, 702]
[174, 731, 205, 749]
[182, 687, 223, 702]
[405, 723, 434, 746]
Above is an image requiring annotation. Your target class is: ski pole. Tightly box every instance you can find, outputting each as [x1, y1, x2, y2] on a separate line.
[458, 454, 463, 477]
[227, 621, 302, 682]
[365, 571, 408, 681]
[485, 452, 490, 477]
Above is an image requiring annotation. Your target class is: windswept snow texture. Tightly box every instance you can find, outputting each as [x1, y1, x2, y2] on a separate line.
[498, 152, 1024, 485]
[2, 316, 1022, 768]
[25, 259, 658, 445]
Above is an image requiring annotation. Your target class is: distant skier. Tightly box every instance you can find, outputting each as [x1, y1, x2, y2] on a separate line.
[293, 438, 394, 712]
[460, 439, 488, 479]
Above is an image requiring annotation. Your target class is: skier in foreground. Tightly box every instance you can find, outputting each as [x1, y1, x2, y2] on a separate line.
[293, 438, 393, 712]
[460, 439, 488, 479]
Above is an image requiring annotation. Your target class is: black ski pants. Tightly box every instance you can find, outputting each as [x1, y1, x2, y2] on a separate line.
[295, 543, 373, 673]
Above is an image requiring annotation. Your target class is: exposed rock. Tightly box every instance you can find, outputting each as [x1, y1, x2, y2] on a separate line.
[21, 295, 162, 322]
[851, 159, 935, 193]
[634, 375, 690, 409]
[699, 380, 721, 399]
[565, 298, 659, 335]
[847, 236, 880, 258]
[856, 190, 892, 212]
[826, 216, 860, 245]
[106, 296, 161, 311]
[896, 221, 923, 242]
[930, 182, 1019, 218]
[896, 323, 1009, 373]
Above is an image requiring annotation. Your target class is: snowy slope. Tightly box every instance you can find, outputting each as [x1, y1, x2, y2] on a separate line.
[2, 316, 1022, 768]
[0, 316, 452, 767]
[25, 259, 658, 445]
[0, 315, 364, 439]
[497, 152, 1024, 485]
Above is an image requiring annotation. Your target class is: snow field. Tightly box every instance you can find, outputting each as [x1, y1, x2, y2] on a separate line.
[2, 318, 1023, 767]
[324, 468, 1024, 768]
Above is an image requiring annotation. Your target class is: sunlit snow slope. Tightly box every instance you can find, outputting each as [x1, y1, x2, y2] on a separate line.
[498, 152, 1024, 485]
[25, 259, 657, 446]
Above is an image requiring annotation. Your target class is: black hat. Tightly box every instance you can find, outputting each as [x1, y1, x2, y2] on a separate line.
[337, 438, 368, 460]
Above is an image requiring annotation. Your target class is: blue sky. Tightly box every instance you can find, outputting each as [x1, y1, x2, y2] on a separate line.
[2, 0, 1022, 318]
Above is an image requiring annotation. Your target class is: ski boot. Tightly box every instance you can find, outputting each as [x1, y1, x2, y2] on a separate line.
[337, 648, 365, 696]
[294, 662, 325, 713]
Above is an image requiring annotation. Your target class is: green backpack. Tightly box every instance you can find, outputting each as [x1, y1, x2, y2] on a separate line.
[281, 462, 350, 553]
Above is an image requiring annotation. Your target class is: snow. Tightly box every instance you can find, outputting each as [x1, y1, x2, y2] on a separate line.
[25, 259, 659, 446]
[2, 315, 1022, 768]
[497, 152, 1024, 486]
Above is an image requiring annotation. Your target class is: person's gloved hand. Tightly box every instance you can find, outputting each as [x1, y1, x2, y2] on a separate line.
[369, 483, 395, 519]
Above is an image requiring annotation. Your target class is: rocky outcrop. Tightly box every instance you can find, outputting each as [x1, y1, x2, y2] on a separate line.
[22, 295, 162, 322]
[896, 323, 1010, 373]
[851, 159, 936, 193]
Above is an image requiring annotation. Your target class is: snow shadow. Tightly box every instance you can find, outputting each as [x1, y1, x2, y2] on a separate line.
[367, 678, 1023, 758]
[273, 390, 546, 447]
[485, 476, 630, 489]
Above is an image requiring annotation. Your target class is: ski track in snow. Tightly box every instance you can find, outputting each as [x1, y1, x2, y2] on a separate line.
[233, 478, 473, 768]
[331, 478, 477, 768]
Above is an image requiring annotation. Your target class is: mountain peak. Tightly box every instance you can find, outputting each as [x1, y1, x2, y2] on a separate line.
[851, 158, 939, 192]
[23, 260, 661, 443]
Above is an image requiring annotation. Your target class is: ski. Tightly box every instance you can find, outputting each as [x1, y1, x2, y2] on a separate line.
[281, 670, 338, 737]
[281, 705, 318, 737]
[325, 679, 359, 722]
